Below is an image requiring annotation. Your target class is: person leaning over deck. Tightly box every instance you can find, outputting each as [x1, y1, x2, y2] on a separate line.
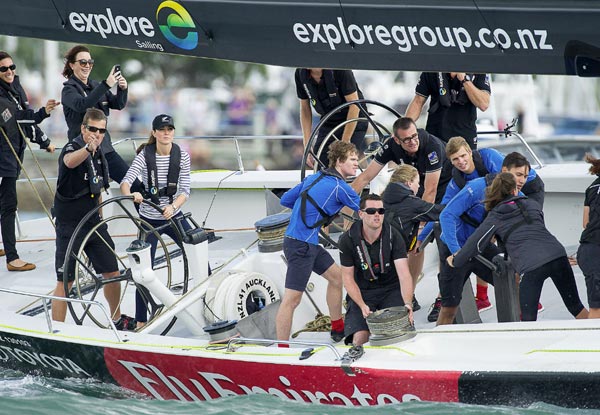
[0, 51, 60, 271]
[381, 164, 443, 299]
[577, 154, 600, 319]
[295, 68, 368, 167]
[433, 152, 544, 325]
[61, 45, 133, 185]
[276, 141, 361, 343]
[405, 72, 491, 149]
[339, 194, 414, 352]
[51, 108, 134, 330]
[120, 114, 193, 329]
[450, 173, 588, 321]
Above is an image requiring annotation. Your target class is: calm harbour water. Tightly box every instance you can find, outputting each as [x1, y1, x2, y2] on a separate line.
[0, 370, 596, 415]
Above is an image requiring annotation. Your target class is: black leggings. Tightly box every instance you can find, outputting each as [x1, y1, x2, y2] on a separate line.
[520, 256, 585, 321]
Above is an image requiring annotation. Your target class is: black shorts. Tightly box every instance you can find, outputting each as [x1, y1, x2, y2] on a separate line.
[438, 243, 498, 308]
[55, 223, 118, 282]
[578, 242, 600, 309]
[344, 284, 403, 344]
[283, 237, 335, 291]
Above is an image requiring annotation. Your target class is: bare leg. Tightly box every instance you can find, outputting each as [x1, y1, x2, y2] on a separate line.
[102, 271, 122, 320]
[52, 281, 73, 322]
[576, 308, 589, 319]
[276, 288, 303, 341]
[352, 330, 370, 346]
[589, 308, 600, 319]
[437, 305, 458, 326]
[321, 263, 343, 321]
[408, 251, 425, 289]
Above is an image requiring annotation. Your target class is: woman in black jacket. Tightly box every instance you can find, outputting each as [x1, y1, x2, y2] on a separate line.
[577, 154, 600, 319]
[450, 172, 588, 321]
[0, 51, 59, 271]
[61, 44, 130, 183]
[382, 164, 443, 302]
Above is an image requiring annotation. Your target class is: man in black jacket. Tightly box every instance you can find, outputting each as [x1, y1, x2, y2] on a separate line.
[0, 51, 59, 271]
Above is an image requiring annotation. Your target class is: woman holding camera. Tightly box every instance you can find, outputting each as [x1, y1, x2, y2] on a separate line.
[61, 44, 131, 183]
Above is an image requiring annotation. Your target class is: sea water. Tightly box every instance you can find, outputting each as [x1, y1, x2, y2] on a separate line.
[0, 370, 595, 415]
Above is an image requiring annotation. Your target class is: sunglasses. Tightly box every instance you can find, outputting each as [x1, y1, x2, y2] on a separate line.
[76, 59, 95, 67]
[398, 132, 419, 144]
[85, 125, 107, 134]
[362, 207, 386, 215]
[0, 64, 16, 73]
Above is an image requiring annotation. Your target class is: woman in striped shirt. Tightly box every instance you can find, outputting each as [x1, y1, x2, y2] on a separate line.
[121, 114, 191, 328]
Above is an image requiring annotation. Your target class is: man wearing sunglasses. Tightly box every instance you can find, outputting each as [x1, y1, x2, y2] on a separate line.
[51, 108, 134, 331]
[0, 51, 60, 272]
[338, 194, 414, 353]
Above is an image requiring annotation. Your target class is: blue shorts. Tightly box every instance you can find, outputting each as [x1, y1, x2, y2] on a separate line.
[578, 242, 600, 309]
[283, 237, 335, 291]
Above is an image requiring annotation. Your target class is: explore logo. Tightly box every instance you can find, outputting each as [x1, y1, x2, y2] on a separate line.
[156, 1, 198, 50]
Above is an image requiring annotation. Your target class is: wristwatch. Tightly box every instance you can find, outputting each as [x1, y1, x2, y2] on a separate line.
[462, 74, 472, 84]
[84, 143, 93, 153]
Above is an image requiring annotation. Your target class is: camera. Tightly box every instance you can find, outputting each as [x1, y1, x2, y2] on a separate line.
[114, 64, 121, 75]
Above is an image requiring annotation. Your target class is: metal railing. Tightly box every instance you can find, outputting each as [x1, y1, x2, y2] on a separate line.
[227, 337, 343, 360]
[0, 287, 123, 342]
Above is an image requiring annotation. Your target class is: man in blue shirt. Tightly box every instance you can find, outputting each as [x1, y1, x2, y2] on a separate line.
[435, 152, 538, 325]
[277, 141, 361, 342]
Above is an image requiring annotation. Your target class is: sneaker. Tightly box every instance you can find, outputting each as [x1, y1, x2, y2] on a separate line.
[412, 295, 421, 312]
[331, 329, 345, 343]
[427, 297, 442, 322]
[475, 297, 493, 312]
[343, 345, 364, 361]
[537, 302, 544, 313]
[114, 314, 136, 331]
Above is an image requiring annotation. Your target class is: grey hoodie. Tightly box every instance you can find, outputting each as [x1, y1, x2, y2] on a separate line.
[453, 196, 565, 274]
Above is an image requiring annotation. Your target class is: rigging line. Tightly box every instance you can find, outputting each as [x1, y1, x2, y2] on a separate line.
[48, 0, 66, 27]
[17, 123, 56, 200]
[472, 0, 504, 52]
[336, 0, 354, 48]
[201, 170, 239, 228]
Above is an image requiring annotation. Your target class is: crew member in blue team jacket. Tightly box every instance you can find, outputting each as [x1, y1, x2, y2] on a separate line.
[276, 141, 361, 343]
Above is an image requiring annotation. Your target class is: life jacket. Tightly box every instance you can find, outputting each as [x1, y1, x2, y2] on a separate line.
[141, 142, 181, 205]
[299, 69, 343, 116]
[459, 173, 495, 228]
[299, 168, 341, 229]
[452, 150, 489, 190]
[55, 136, 110, 201]
[494, 196, 533, 257]
[348, 220, 393, 282]
[430, 73, 472, 113]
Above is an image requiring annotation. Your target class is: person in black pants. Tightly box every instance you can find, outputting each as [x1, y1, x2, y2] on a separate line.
[61, 45, 139, 188]
[577, 154, 600, 319]
[450, 172, 588, 321]
[0, 51, 60, 271]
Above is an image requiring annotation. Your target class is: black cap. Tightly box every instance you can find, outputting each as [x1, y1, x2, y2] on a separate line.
[152, 114, 175, 130]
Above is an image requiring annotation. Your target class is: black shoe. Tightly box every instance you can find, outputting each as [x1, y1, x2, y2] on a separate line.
[412, 295, 421, 312]
[331, 329, 345, 343]
[343, 344, 364, 361]
[114, 314, 136, 331]
[427, 297, 442, 323]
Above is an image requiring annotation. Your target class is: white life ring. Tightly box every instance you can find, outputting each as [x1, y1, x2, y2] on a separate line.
[206, 271, 280, 322]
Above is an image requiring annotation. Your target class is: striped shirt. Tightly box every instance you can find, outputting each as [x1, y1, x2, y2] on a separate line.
[121, 146, 191, 220]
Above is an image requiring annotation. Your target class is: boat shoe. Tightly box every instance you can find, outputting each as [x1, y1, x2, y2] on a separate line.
[7, 261, 36, 272]
[0, 249, 5, 257]
[114, 314, 136, 331]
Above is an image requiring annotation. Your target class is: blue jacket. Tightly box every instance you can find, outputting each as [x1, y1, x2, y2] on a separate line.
[281, 170, 360, 244]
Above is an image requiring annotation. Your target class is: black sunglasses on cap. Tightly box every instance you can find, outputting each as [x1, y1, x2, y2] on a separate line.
[85, 125, 107, 134]
[0, 64, 16, 73]
[362, 207, 386, 215]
